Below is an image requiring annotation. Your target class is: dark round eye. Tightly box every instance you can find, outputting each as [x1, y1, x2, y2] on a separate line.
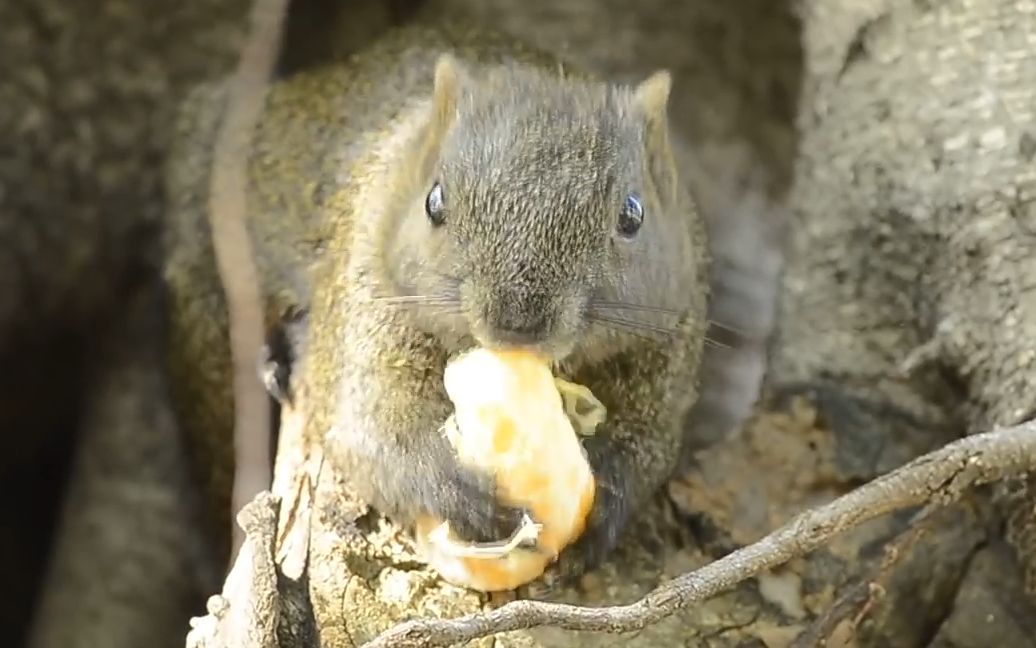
[617, 193, 644, 237]
[425, 182, 446, 226]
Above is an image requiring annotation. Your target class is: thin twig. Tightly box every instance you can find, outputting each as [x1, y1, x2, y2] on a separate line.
[362, 422, 1036, 648]
[208, 0, 290, 558]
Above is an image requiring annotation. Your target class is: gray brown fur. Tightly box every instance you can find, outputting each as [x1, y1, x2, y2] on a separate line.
[163, 22, 709, 578]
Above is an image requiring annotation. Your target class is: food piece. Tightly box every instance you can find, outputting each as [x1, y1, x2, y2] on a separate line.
[414, 347, 603, 592]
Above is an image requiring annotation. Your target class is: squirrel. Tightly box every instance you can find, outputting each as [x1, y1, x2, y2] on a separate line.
[162, 22, 709, 581]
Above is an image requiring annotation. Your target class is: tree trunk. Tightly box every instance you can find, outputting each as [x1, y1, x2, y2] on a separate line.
[26, 285, 222, 648]
[761, 0, 1036, 643]
[2, 0, 251, 642]
[774, 0, 1036, 600]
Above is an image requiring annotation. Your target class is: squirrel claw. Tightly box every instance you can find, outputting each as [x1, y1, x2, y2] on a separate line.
[257, 335, 294, 406]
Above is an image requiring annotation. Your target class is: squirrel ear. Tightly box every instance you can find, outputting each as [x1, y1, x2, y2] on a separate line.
[633, 70, 678, 205]
[431, 54, 463, 134]
[415, 54, 465, 182]
[633, 70, 672, 122]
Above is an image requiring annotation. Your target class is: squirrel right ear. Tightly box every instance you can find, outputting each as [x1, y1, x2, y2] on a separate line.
[633, 70, 678, 205]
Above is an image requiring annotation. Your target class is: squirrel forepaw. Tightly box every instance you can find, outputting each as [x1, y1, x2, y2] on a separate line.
[535, 478, 631, 591]
[433, 467, 528, 545]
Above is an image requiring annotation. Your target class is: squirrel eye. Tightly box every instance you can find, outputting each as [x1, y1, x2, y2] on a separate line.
[425, 182, 446, 226]
[617, 193, 644, 237]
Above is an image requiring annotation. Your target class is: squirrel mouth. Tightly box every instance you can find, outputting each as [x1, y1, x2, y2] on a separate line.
[473, 325, 578, 364]
[486, 328, 548, 348]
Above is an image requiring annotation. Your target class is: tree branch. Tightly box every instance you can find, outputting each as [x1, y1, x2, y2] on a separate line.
[362, 421, 1036, 648]
[207, 0, 290, 557]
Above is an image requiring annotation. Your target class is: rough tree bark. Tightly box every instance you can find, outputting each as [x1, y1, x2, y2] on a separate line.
[25, 285, 222, 648]
[774, 0, 1036, 604]
[762, 0, 1036, 643]
[1, 0, 250, 641]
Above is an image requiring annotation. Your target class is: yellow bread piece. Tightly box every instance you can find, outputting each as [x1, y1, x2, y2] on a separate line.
[414, 348, 603, 592]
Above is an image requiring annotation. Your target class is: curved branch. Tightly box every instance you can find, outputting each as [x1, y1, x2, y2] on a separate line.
[207, 0, 289, 557]
[363, 421, 1036, 648]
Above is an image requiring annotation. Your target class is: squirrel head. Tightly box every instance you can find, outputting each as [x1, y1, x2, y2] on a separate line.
[380, 53, 692, 360]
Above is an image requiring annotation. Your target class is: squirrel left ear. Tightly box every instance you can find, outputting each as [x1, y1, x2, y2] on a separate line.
[430, 54, 464, 136]
[414, 54, 469, 182]
[633, 70, 672, 121]
[633, 70, 678, 205]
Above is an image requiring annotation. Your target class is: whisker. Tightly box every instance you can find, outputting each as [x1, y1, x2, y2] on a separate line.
[703, 336, 731, 350]
[588, 300, 683, 316]
[380, 302, 462, 311]
[374, 294, 460, 306]
[590, 304, 748, 339]
[706, 319, 747, 338]
[590, 312, 732, 351]
[587, 319, 660, 344]
[586, 312, 680, 337]
[386, 303, 465, 315]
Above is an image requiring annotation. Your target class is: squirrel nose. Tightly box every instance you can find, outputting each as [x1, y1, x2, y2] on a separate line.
[489, 303, 550, 346]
